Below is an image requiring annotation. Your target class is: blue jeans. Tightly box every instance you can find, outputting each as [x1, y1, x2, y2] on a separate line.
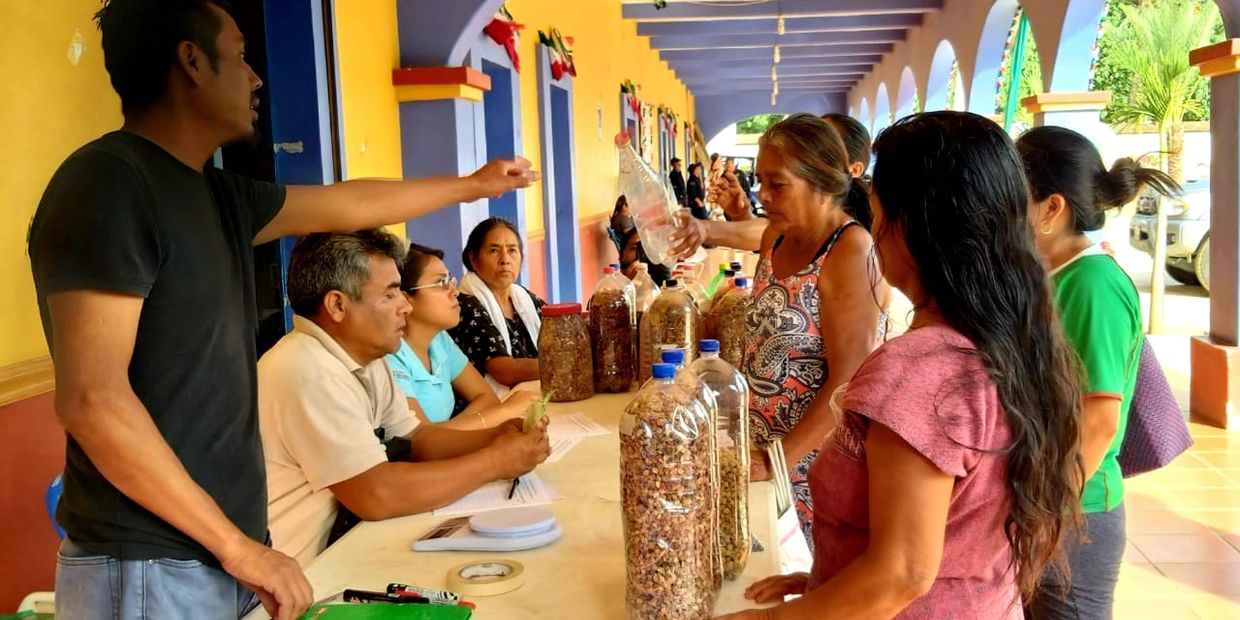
[1029, 504, 1126, 620]
[56, 539, 260, 619]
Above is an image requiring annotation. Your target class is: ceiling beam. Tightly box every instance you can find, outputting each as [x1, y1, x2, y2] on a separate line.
[623, 0, 942, 21]
[686, 79, 859, 90]
[661, 43, 892, 61]
[668, 55, 884, 71]
[690, 86, 853, 96]
[636, 13, 922, 37]
[684, 70, 866, 84]
[678, 64, 875, 79]
[651, 29, 905, 50]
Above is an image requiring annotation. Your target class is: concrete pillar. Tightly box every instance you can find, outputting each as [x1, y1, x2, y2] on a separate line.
[1190, 39, 1240, 428]
[392, 68, 492, 276]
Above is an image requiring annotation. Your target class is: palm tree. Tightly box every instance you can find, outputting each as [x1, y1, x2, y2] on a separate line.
[1104, 0, 1219, 330]
[1106, 0, 1218, 182]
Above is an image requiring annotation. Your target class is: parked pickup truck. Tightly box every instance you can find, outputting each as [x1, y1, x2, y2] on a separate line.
[1128, 179, 1211, 291]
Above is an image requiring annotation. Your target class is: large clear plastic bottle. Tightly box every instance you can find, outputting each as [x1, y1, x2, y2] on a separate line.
[638, 279, 697, 383]
[589, 267, 636, 392]
[631, 263, 658, 316]
[616, 132, 681, 268]
[661, 348, 722, 596]
[620, 363, 714, 620]
[679, 266, 711, 315]
[689, 340, 751, 580]
[710, 277, 751, 369]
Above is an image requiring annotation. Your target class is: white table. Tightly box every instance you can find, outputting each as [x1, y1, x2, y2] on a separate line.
[247, 391, 779, 619]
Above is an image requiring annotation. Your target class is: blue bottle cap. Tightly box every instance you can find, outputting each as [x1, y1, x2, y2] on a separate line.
[735, 277, 749, 287]
[651, 363, 676, 379]
[660, 348, 686, 364]
[699, 339, 720, 353]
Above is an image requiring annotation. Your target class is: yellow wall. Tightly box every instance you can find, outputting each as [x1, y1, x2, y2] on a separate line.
[506, 0, 695, 233]
[332, 0, 405, 237]
[0, 3, 123, 367]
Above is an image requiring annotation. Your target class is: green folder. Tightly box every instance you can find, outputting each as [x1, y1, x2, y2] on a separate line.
[298, 603, 472, 620]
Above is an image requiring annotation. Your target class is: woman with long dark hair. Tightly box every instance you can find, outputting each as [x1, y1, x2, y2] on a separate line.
[719, 112, 1083, 619]
[1019, 126, 1179, 619]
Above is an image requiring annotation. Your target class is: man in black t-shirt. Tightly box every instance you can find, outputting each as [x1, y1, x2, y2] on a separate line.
[26, 2, 536, 619]
[668, 157, 686, 206]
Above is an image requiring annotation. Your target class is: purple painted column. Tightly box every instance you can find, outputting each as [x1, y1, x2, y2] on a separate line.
[393, 0, 503, 275]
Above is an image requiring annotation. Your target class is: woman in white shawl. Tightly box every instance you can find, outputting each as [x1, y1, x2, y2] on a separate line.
[448, 218, 544, 397]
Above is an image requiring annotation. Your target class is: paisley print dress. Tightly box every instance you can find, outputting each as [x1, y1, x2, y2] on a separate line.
[745, 221, 880, 546]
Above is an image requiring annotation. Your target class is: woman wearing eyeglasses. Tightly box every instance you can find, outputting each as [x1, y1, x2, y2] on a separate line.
[449, 218, 546, 396]
[387, 242, 539, 430]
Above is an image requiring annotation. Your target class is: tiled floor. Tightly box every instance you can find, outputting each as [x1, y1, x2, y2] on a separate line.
[1115, 420, 1240, 619]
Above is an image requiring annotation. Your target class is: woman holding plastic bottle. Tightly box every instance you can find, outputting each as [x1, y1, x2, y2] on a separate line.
[740, 114, 889, 550]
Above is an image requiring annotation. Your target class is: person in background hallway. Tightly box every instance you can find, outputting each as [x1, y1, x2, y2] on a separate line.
[668, 157, 687, 207]
[449, 218, 545, 398]
[1019, 126, 1180, 620]
[27, 2, 535, 618]
[724, 157, 753, 216]
[721, 111, 1084, 620]
[686, 162, 709, 220]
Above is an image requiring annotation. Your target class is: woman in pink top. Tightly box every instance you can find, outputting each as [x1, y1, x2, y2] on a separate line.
[719, 112, 1084, 619]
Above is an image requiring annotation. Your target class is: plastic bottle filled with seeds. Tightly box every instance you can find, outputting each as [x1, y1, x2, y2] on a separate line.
[538, 303, 593, 402]
[631, 263, 658, 371]
[709, 277, 751, 369]
[703, 270, 734, 340]
[661, 348, 722, 594]
[689, 339, 751, 580]
[678, 265, 712, 315]
[637, 280, 697, 383]
[588, 267, 635, 392]
[620, 363, 714, 620]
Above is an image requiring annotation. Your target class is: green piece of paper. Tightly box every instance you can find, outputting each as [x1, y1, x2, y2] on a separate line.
[298, 603, 471, 620]
[523, 391, 554, 431]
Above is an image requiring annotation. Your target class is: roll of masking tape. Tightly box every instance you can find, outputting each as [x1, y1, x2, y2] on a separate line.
[446, 559, 525, 597]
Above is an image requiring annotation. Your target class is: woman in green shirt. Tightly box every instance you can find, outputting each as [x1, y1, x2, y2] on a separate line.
[1017, 126, 1179, 618]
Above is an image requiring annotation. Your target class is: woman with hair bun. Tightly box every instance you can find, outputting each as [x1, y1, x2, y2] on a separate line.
[1018, 125, 1181, 619]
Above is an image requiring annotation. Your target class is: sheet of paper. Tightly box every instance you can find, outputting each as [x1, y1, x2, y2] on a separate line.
[544, 434, 584, 464]
[548, 412, 609, 439]
[432, 472, 564, 516]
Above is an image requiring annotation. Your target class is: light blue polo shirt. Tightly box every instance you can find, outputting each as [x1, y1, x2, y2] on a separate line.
[386, 332, 470, 423]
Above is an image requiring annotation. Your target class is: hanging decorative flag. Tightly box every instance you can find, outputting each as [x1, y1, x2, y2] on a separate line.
[483, 5, 523, 72]
[621, 79, 641, 116]
[538, 28, 577, 81]
[552, 29, 577, 77]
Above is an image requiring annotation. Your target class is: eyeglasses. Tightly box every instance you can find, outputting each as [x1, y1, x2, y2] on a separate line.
[404, 275, 457, 293]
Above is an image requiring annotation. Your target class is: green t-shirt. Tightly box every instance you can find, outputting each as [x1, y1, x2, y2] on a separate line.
[1052, 249, 1143, 513]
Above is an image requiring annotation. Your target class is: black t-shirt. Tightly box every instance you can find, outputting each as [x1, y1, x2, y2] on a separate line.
[449, 290, 545, 375]
[27, 131, 285, 564]
[669, 169, 687, 206]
